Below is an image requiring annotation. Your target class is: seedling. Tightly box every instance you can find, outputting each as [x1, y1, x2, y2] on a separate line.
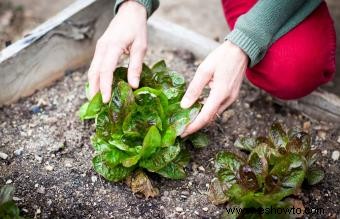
[209, 123, 324, 218]
[79, 61, 208, 197]
[0, 185, 22, 219]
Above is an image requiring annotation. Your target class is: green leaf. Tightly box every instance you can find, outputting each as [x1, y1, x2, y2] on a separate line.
[79, 92, 103, 120]
[188, 132, 209, 148]
[109, 81, 135, 128]
[269, 123, 288, 150]
[306, 149, 320, 167]
[161, 126, 177, 147]
[141, 126, 161, 158]
[122, 107, 163, 136]
[151, 60, 167, 73]
[156, 162, 186, 179]
[156, 149, 190, 179]
[270, 154, 306, 188]
[306, 167, 324, 185]
[134, 87, 168, 120]
[234, 136, 257, 152]
[169, 103, 201, 135]
[140, 63, 155, 87]
[215, 152, 244, 184]
[139, 143, 181, 172]
[122, 155, 141, 167]
[0, 185, 14, 205]
[113, 67, 128, 83]
[99, 149, 128, 167]
[91, 135, 114, 152]
[0, 185, 22, 219]
[93, 156, 134, 182]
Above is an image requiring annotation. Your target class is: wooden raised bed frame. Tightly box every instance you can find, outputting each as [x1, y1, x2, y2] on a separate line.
[0, 0, 339, 122]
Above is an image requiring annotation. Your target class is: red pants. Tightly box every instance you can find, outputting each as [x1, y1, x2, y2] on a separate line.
[221, 0, 336, 99]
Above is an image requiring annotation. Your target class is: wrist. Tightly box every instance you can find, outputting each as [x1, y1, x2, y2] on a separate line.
[118, 0, 147, 19]
[225, 41, 249, 64]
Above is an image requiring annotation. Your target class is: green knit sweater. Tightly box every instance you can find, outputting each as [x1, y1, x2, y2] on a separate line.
[114, 0, 322, 67]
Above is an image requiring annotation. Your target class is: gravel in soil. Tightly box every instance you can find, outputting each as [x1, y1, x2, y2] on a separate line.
[0, 48, 339, 219]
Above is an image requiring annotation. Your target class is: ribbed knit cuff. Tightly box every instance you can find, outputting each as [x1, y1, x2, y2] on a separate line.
[114, 0, 159, 18]
[226, 29, 264, 67]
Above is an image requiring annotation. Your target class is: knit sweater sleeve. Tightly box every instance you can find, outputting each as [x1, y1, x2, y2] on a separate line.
[226, 0, 322, 67]
[114, 0, 159, 18]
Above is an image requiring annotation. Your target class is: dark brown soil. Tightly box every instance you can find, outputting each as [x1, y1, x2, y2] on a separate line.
[0, 47, 339, 219]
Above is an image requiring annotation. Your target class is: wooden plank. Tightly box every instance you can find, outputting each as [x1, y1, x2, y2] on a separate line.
[148, 18, 219, 59]
[0, 0, 114, 105]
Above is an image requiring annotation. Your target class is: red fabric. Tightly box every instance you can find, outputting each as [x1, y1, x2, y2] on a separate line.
[221, 0, 336, 100]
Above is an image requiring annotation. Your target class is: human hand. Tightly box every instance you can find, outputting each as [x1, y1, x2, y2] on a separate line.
[88, 1, 148, 103]
[180, 41, 248, 137]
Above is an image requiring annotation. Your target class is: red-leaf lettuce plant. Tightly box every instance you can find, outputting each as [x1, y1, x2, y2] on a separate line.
[79, 61, 208, 196]
[209, 123, 324, 218]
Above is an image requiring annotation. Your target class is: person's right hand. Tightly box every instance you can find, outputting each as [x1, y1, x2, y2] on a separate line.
[88, 1, 148, 103]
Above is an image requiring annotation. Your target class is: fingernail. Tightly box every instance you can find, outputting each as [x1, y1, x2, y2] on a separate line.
[103, 93, 110, 103]
[130, 77, 139, 88]
[180, 97, 191, 109]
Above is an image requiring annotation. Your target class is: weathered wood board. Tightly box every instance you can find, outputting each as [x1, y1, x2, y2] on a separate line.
[0, 0, 114, 105]
[0, 0, 339, 122]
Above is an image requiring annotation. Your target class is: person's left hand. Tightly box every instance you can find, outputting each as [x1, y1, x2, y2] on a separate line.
[180, 41, 248, 137]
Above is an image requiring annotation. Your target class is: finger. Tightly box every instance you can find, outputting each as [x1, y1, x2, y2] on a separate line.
[181, 84, 226, 137]
[217, 81, 241, 115]
[217, 96, 235, 115]
[128, 41, 147, 88]
[99, 46, 124, 103]
[180, 64, 212, 109]
[88, 41, 106, 99]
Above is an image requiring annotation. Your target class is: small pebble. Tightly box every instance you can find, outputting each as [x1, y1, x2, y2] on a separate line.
[202, 207, 208, 212]
[198, 166, 205, 172]
[30, 105, 42, 114]
[317, 131, 326, 140]
[181, 191, 189, 196]
[0, 152, 8, 160]
[36, 208, 41, 214]
[47, 200, 52, 205]
[6, 179, 13, 184]
[65, 161, 72, 168]
[14, 148, 24, 156]
[13, 197, 22, 201]
[37, 186, 45, 194]
[337, 136, 340, 144]
[91, 176, 98, 183]
[322, 150, 328, 156]
[175, 207, 183, 212]
[163, 191, 169, 197]
[221, 109, 235, 123]
[35, 155, 43, 163]
[194, 211, 200, 216]
[45, 165, 54, 171]
[331, 151, 339, 161]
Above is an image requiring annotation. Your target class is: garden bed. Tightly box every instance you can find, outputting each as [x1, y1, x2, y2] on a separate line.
[0, 46, 339, 218]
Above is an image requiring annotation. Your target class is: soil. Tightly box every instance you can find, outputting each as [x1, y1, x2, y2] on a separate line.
[0, 47, 339, 219]
[0, 1, 340, 218]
